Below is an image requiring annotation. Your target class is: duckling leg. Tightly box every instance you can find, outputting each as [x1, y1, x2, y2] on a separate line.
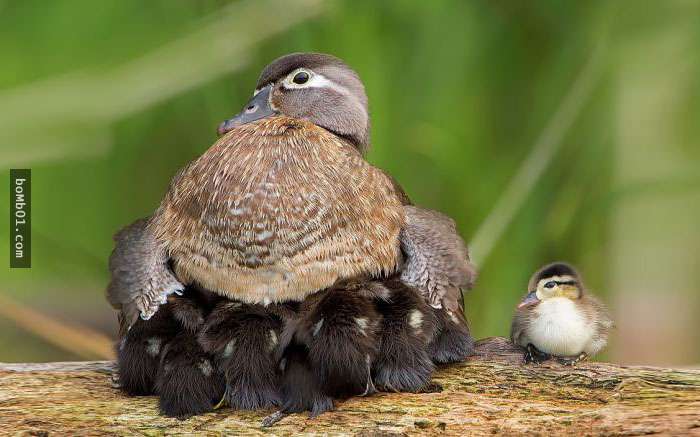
[295, 283, 381, 399]
[373, 279, 437, 392]
[557, 352, 588, 366]
[198, 301, 282, 410]
[524, 343, 551, 364]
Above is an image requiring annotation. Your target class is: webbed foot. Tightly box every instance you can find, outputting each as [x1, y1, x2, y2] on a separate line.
[524, 343, 551, 364]
[557, 352, 588, 366]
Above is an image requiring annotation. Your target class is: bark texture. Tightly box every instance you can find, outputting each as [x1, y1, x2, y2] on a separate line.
[1, 337, 698, 436]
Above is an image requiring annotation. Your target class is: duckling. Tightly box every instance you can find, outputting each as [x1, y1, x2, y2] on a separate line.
[511, 262, 613, 365]
[197, 300, 283, 410]
[263, 278, 383, 425]
[372, 278, 437, 392]
[115, 293, 228, 418]
[107, 52, 476, 417]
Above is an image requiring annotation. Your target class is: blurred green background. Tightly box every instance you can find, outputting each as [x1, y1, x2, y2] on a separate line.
[1, 0, 699, 365]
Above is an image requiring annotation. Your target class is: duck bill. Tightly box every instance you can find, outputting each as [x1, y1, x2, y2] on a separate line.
[517, 291, 540, 309]
[217, 85, 276, 135]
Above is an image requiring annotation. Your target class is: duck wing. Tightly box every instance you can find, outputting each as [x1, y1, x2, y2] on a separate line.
[107, 218, 184, 333]
[399, 206, 477, 312]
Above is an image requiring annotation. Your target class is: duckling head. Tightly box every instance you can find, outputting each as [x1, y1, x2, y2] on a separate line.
[518, 262, 583, 309]
[218, 52, 370, 151]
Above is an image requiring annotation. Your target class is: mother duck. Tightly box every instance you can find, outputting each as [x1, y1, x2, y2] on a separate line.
[108, 53, 476, 418]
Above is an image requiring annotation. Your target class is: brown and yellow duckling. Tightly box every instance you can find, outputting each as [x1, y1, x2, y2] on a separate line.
[511, 262, 613, 365]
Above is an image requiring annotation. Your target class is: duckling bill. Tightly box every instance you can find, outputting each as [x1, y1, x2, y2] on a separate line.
[511, 262, 613, 365]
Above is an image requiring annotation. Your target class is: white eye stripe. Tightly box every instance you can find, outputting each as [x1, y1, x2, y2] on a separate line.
[251, 71, 348, 96]
[282, 68, 350, 95]
[282, 68, 367, 121]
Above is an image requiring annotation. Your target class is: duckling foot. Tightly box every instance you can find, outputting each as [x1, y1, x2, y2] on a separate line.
[110, 370, 122, 389]
[557, 353, 588, 366]
[524, 344, 551, 364]
[261, 410, 288, 427]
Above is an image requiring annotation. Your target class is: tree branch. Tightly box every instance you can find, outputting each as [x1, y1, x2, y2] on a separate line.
[1, 337, 698, 435]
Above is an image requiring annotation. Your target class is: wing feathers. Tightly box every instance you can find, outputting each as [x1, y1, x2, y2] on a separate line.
[399, 206, 477, 310]
[107, 218, 184, 330]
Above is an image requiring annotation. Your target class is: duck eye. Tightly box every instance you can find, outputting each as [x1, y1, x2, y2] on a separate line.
[544, 281, 556, 289]
[292, 71, 310, 85]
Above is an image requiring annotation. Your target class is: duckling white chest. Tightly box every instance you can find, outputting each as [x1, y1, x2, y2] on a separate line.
[528, 298, 593, 357]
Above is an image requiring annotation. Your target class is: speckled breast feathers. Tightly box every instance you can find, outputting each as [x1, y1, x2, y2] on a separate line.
[149, 117, 405, 303]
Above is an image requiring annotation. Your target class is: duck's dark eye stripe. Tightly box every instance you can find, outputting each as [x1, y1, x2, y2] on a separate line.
[557, 281, 577, 286]
[293, 71, 309, 84]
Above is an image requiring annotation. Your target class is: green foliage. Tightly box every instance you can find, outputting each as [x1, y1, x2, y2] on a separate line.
[1, 0, 698, 362]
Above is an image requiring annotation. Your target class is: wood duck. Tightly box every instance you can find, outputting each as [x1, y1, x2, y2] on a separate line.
[107, 53, 476, 418]
[511, 262, 613, 365]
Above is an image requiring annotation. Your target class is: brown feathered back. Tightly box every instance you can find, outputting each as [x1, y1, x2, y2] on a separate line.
[148, 116, 404, 304]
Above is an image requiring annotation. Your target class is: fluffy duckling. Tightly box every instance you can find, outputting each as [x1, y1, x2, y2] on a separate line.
[116, 285, 226, 418]
[511, 262, 613, 365]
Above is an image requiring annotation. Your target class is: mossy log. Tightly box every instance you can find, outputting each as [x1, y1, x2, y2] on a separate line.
[1, 337, 698, 436]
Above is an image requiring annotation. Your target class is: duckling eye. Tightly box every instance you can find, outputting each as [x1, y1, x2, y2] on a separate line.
[544, 281, 556, 289]
[292, 71, 309, 85]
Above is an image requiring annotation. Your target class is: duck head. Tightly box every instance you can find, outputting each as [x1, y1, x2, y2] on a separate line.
[218, 52, 370, 152]
[518, 262, 583, 309]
